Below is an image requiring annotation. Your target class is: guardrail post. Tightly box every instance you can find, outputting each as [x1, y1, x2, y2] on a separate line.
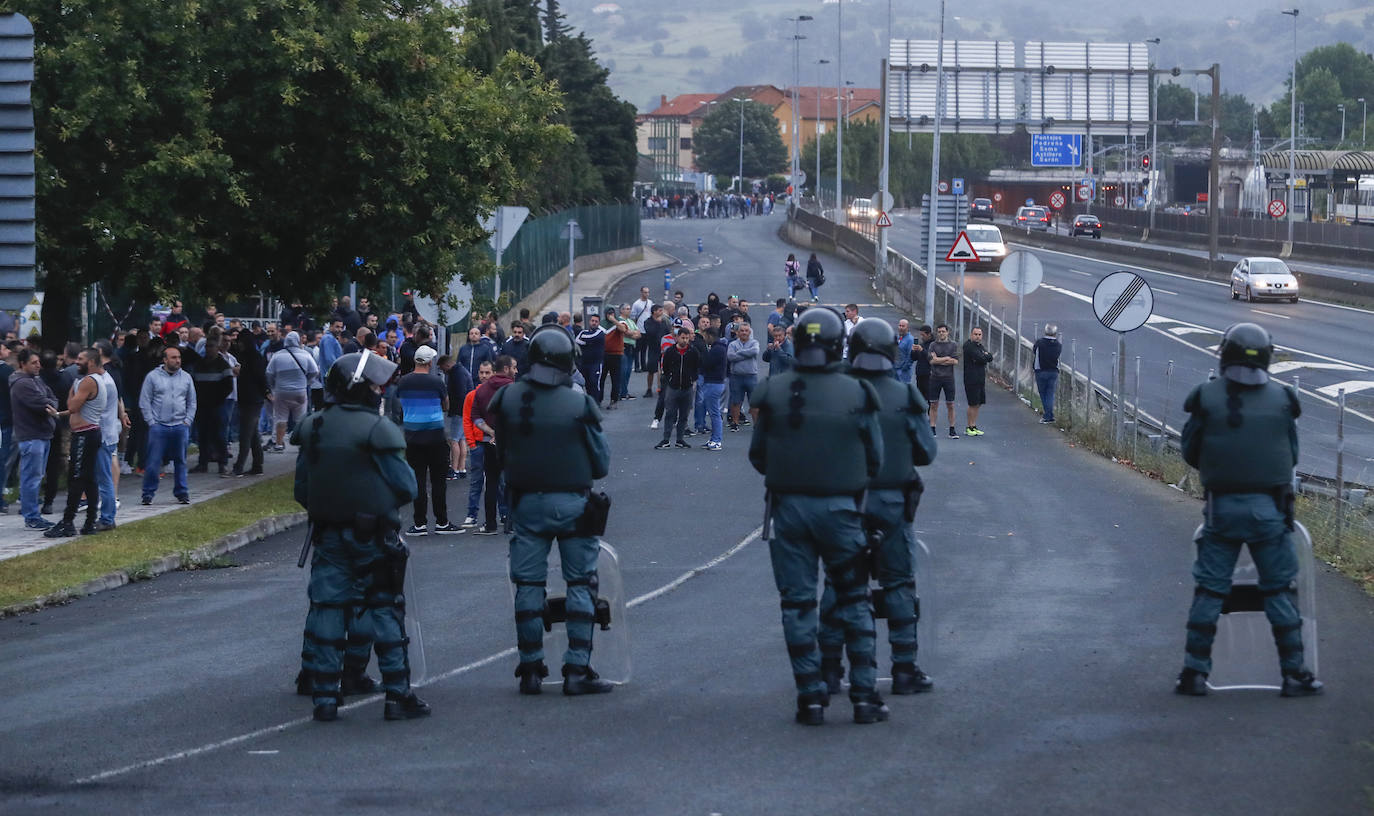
[1111, 350, 1120, 446]
[1086, 347, 1094, 422]
[1336, 388, 1346, 555]
[1133, 355, 1142, 464]
[1161, 360, 1173, 450]
[1070, 339, 1078, 427]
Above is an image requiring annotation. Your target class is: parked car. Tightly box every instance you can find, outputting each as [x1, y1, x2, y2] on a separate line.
[1015, 206, 1051, 231]
[847, 198, 874, 222]
[969, 197, 995, 221]
[1230, 257, 1300, 303]
[963, 224, 1007, 271]
[1071, 214, 1102, 238]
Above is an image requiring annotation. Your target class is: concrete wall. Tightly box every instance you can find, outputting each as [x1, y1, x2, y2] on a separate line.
[497, 246, 644, 328]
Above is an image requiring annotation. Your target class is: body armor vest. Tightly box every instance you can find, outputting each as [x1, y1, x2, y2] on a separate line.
[491, 381, 598, 492]
[860, 373, 934, 488]
[754, 368, 881, 495]
[1191, 378, 1298, 492]
[295, 404, 407, 524]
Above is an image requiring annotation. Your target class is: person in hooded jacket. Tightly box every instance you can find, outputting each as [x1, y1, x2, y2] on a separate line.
[265, 331, 319, 452]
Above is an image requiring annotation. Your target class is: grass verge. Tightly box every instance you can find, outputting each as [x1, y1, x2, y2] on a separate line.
[0, 475, 299, 609]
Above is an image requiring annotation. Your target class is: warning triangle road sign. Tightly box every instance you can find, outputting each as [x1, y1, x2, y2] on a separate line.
[945, 230, 980, 263]
[875, 210, 892, 227]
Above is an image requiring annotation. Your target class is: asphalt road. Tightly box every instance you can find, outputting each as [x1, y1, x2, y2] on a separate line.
[883, 213, 1374, 484]
[1, 214, 1371, 814]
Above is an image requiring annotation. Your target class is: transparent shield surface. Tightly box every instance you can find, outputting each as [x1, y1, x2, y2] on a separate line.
[534, 539, 631, 685]
[403, 551, 426, 686]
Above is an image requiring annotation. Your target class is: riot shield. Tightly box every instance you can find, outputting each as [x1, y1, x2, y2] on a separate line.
[507, 539, 631, 685]
[401, 538, 427, 686]
[852, 535, 937, 688]
[1197, 522, 1318, 692]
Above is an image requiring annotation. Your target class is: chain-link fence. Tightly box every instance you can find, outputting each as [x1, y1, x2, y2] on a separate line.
[795, 207, 1374, 589]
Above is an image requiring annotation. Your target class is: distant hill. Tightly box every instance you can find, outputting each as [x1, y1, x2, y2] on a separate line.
[566, 1, 1374, 116]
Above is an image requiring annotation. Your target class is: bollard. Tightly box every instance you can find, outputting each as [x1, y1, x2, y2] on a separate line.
[1069, 339, 1078, 427]
[1132, 356, 1141, 464]
[697, 237, 703, 253]
[1162, 360, 1174, 447]
[1000, 306, 1007, 383]
[1086, 347, 1094, 422]
[1111, 351, 1120, 447]
[1336, 388, 1346, 554]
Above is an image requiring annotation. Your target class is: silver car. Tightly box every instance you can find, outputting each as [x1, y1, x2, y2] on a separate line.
[1230, 257, 1299, 303]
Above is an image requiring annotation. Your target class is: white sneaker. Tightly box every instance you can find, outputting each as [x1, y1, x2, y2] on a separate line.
[461, 516, 478, 527]
[119, 462, 134, 476]
[650, 419, 660, 429]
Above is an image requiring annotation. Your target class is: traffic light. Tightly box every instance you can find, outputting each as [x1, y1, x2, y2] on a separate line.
[1141, 154, 1151, 170]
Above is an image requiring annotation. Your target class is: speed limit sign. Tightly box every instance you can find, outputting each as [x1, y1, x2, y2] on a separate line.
[1048, 190, 1066, 210]
[938, 181, 949, 193]
[993, 192, 1003, 203]
[1114, 195, 1125, 207]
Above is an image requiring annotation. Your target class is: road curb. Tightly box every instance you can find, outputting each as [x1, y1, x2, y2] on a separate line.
[1, 511, 308, 618]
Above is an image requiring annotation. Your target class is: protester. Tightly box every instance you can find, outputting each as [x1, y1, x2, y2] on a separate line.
[726, 323, 760, 432]
[962, 326, 995, 437]
[471, 355, 515, 534]
[46, 349, 109, 536]
[138, 346, 195, 506]
[1032, 324, 1063, 424]
[264, 330, 318, 452]
[398, 345, 458, 536]
[8, 348, 57, 529]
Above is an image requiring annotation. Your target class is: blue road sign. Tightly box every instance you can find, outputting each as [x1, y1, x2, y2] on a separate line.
[1025, 198, 1035, 207]
[1135, 196, 1146, 208]
[952, 178, 965, 195]
[353, 256, 365, 267]
[1031, 134, 1084, 167]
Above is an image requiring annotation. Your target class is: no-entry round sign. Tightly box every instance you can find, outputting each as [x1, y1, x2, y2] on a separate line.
[1048, 190, 1066, 210]
[1269, 198, 1288, 219]
[993, 192, 1003, 202]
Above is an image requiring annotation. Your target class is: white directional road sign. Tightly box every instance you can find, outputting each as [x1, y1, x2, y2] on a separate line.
[414, 276, 474, 328]
[1093, 271, 1154, 332]
[877, 190, 895, 211]
[999, 251, 1043, 295]
[480, 206, 529, 253]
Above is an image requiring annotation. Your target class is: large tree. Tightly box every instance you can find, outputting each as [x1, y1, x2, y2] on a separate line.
[22, 0, 569, 307]
[692, 101, 788, 184]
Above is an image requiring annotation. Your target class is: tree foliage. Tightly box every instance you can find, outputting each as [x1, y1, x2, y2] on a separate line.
[22, 0, 569, 306]
[1265, 42, 1374, 146]
[692, 101, 788, 182]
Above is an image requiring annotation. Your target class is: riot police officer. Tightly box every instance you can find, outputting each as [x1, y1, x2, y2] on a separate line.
[487, 325, 614, 696]
[1176, 323, 1322, 697]
[293, 350, 431, 721]
[748, 306, 887, 725]
[818, 319, 938, 696]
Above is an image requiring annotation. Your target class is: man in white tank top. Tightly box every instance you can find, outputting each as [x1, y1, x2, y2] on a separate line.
[44, 348, 106, 537]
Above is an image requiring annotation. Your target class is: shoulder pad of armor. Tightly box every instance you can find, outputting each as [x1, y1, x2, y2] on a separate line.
[855, 378, 881, 412]
[580, 392, 604, 426]
[1183, 383, 1204, 413]
[1283, 382, 1301, 419]
[368, 415, 406, 452]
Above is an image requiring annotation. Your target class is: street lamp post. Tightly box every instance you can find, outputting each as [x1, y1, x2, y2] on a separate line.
[1339, 103, 1346, 146]
[816, 59, 830, 206]
[835, 0, 844, 213]
[1283, 8, 1299, 244]
[788, 16, 813, 198]
[1361, 97, 1367, 147]
[1146, 38, 1160, 234]
[734, 97, 746, 194]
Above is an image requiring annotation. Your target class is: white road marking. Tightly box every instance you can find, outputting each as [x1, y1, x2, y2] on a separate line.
[1042, 284, 1092, 304]
[1153, 288, 1179, 296]
[1068, 268, 1092, 276]
[1168, 327, 1215, 336]
[1269, 361, 1361, 375]
[1250, 309, 1290, 320]
[247, 751, 279, 756]
[1317, 380, 1374, 397]
[74, 526, 765, 785]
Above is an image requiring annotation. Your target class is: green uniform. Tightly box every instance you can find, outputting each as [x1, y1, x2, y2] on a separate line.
[489, 379, 610, 669]
[819, 372, 936, 667]
[749, 362, 884, 699]
[1180, 377, 1307, 675]
[293, 404, 419, 704]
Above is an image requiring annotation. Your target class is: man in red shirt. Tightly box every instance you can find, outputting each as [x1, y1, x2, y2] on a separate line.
[470, 354, 516, 534]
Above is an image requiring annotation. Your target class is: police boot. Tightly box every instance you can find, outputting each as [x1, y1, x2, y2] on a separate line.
[1174, 668, 1209, 696]
[891, 662, 934, 695]
[795, 692, 828, 726]
[515, 661, 549, 696]
[1280, 669, 1324, 698]
[341, 670, 381, 696]
[295, 669, 312, 696]
[312, 691, 342, 722]
[384, 691, 432, 720]
[562, 664, 614, 696]
[851, 691, 890, 725]
[821, 657, 844, 697]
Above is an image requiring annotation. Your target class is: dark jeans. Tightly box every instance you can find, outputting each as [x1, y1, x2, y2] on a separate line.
[234, 399, 265, 473]
[660, 384, 694, 442]
[63, 428, 101, 527]
[126, 411, 148, 470]
[600, 354, 623, 403]
[481, 441, 502, 529]
[1035, 370, 1059, 421]
[406, 440, 450, 526]
[197, 398, 227, 467]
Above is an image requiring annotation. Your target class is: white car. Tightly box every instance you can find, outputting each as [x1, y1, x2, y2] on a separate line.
[1230, 257, 1299, 303]
[962, 224, 1006, 271]
[847, 198, 874, 222]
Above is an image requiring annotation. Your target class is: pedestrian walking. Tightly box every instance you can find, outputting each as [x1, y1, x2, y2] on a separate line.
[8, 348, 57, 529]
[1175, 323, 1322, 698]
[1032, 324, 1062, 424]
[784, 253, 802, 298]
[598, 308, 626, 408]
[748, 306, 886, 725]
[488, 325, 614, 695]
[438, 354, 472, 480]
[265, 331, 318, 451]
[398, 345, 459, 536]
[191, 327, 232, 474]
[805, 253, 825, 302]
[94, 342, 129, 528]
[962, 326, 995, 436]
[641, 304, 669, 399]
[895, 320, 915, 384]
[138, 346, 195, 506]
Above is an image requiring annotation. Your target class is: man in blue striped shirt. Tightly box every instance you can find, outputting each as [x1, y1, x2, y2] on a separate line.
[397, 345, 459, 536]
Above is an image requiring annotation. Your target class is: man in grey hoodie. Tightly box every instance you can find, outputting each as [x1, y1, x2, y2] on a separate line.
[726, 322, 761, 432]
[139, 346, 196, 505]
[265, 330, 318, 452]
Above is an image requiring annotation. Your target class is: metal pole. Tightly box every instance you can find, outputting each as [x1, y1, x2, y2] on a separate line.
[1086, 347, 1094, 421]
[1163, 360, 1174, 444]
[737, 98, 745, 194]
[923, 0, 947, 325]
[1014, 287, 1024, 397]
[1133, 355, 1142, 463]
[1284, 8, 1299, 245]
[1069, 339, 1078, 427]
[1150, 55, 1159, 235]
[1110, 350, 1119, 444]
[816, 60, 828, 207]
[835, 0, 843, 214]
[878, 58, 890, 298]
[494, 217, 504, 304]
[567, 230, 576, 318]
[1336, 388, 1346, 553]
[1207, 64, 1221, 267]
[1000, 305, 1007, 381]
[956, 261, 965, 339]
[1116, 335, 1127, 446]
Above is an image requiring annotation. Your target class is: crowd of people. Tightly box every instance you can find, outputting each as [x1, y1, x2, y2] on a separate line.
[640, 191, 775, 220]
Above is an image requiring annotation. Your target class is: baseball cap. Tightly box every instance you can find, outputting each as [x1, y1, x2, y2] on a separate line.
[414, 345, 438, 365]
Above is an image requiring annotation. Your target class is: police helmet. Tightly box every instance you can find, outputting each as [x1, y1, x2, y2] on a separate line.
[792, 306, 845, 368]
[1218, 322, 1273, 385]
[325, 349, 397, 405]
[847, 318, 898, 372]
[526, 323, 579, 386]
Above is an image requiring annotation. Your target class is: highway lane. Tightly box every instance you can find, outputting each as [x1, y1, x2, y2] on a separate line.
[1, 213, 1371, 814]
[884, 215, 1374, 483]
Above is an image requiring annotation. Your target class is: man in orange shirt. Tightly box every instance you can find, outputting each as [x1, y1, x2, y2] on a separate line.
[461, 361, 505, 527]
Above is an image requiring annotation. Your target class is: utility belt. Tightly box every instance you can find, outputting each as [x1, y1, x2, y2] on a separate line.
[1204, 484, 1296, 532]
[298, 512, 403, 568]
[508, 488, 611, 537]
